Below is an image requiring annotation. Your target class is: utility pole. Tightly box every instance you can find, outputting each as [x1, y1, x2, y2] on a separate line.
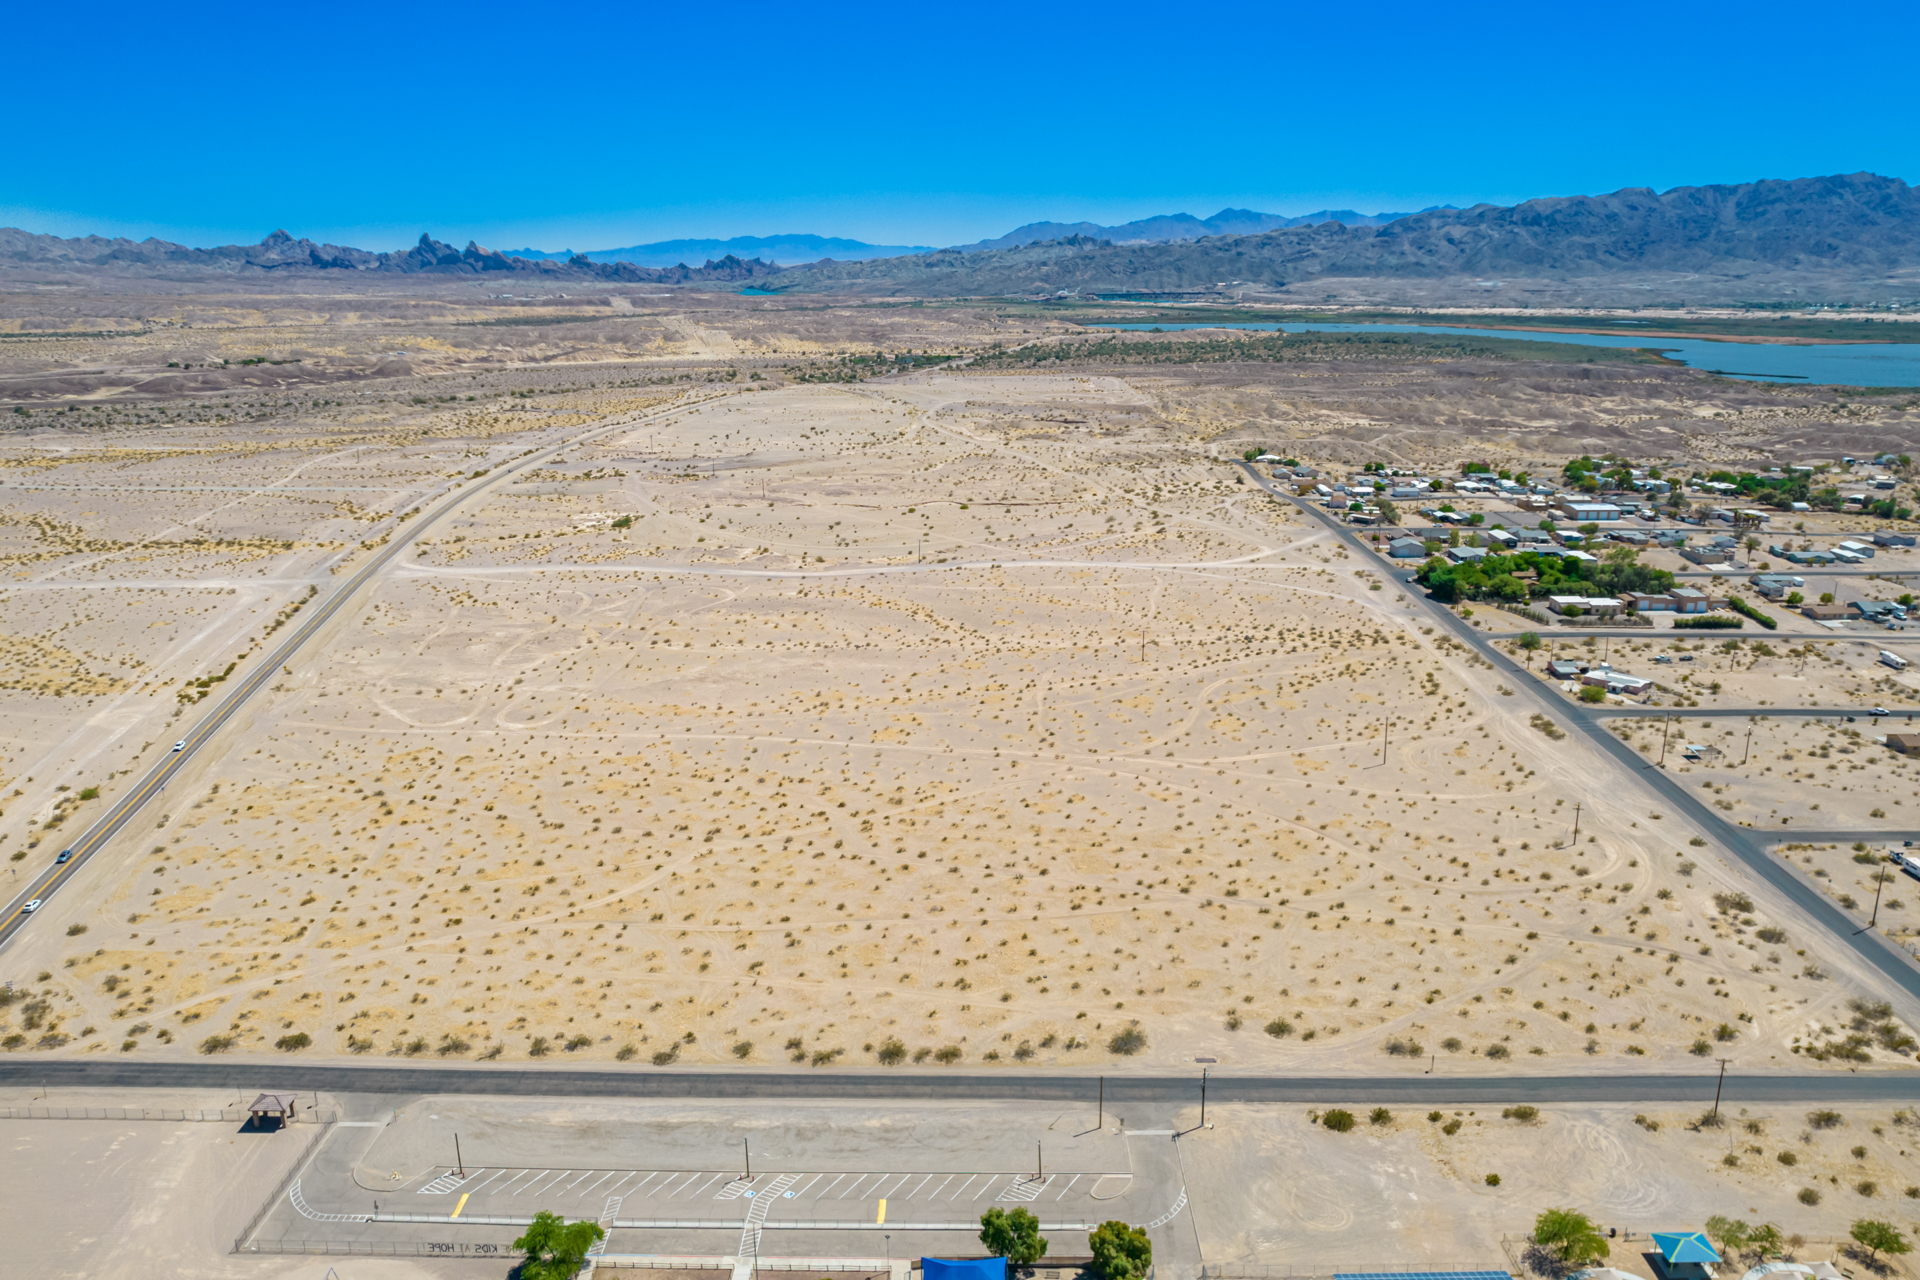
[1711, 1058, 1732, 1122]
[1859, 867, 1889, 934]
[1098, 1077, 1104, 1130]
[1658, 714, 1672, 767]
[1381, 717, 1390, 766]
[1036, 1140, 1043, 1183]
[1741, 724, 1754, 767]
[743, 1137, 751, 1182]
[1200, 1066, 1209, 1129]
[455, 1133, 465, 1179]
[1571, 802, 1582, 843]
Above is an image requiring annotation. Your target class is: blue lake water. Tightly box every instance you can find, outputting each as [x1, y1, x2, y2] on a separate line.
[1089, 322, 1920, 387]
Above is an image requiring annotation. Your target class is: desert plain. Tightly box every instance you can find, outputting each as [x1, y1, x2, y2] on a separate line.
[0, 287, 1916, 1087]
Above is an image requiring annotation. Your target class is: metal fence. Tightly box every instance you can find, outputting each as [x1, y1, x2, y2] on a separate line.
[0, 1105, 333, 1123]
[235, 1239, 513, 1259]
[1201, 1268, 1511, 1279]
[234, 1121, 335, 1252]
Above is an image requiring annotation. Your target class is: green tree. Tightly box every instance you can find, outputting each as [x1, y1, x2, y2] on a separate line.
[1089, 1220, 1153, 1280]
[1786, 592, 1804, 606]
[512, 1210, 606, 1280]
[1517, 631, 1543, 667]
[1746, 1223, 1784, 1260]
[1851, 1220, 1910, 1263]
[1579, 685, 1607, 704]
[1705, 1216, 1752, 1256]
[980, 1206, 1047, 1267]
[1534, 1207, 1609, 1265]
[1376, 499, 1400, 525]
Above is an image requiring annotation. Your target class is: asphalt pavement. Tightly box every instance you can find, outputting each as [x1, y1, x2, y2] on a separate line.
[1240, 463, 1920, 1003]
[4, 1059, 1919, 1104]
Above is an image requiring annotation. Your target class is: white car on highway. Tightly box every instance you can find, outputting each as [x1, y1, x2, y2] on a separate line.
[173, 740, 186, 751]
[22, 899, 42, 913]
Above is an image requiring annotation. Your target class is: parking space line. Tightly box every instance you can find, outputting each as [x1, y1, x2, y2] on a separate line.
[496, 1169, 540, 1195]
[792, 1174, 824, 1199]
[973, 1176, 999, 1201]
[469, 1169, 511, 1194]
[1055, 1174, 1081, 1201]
[813, 1174, 848, 1200]
[948, 1175, 979, 1201]
[521, 1170, 572, 1196]
[602, 1172, 638, 1198]
[564, 1170, 599, 1191]
[629, 1172, 664, 1197]
[927, 1174, 955, 1201]
[904, 1174, 933, 1200]
[580, 1171, 617, 1197]
[689, 1173, 725, 1197]
[846, 1174, 878, 1199]
[883, 1174, 911, 1197]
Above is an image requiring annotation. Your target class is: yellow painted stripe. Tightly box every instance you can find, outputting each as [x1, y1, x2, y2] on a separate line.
[877, 1198, 886, 1224]
[452, 1192, 470, 1219]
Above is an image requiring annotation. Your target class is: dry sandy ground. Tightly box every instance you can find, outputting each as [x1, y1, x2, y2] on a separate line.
[3, 369, 1916, 1077]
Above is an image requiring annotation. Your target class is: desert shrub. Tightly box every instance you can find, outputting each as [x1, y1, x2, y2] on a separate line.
[1485, 1043, 1512, 1059]
[198, 1034, 236, 1054]
[1370, 1107, 1392, 1125]
[1321, 1109, 1356, 1132]
[933, 1045, 963, 1063]
[1778, 1151, 1799, 1166]
[1714, 892, 1756, 914]
[1503, 1105, 1539, 1122]
[732, 1040, 753, 1059]
[438, 1034, 471, 1055]
[1690, 1038, 1714, 1056]
[1809, 1109, 1845, 1129]
[1800, 1188, 1822, 1206]
[1264, 1018, 1294, 1038]
[1757, 927, 1788, 943]
[1442, 1118, 1463, 1135]
[876, 1037, 906, 1065]
[1383, 1037, 1423, 1057]
[274, 1032, 311, 1051]
[528, 1036, 551, 1057]
[1107, 1025, 1147, 1055]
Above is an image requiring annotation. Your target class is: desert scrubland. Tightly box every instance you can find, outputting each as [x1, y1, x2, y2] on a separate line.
[2, 286, 1919, 1076]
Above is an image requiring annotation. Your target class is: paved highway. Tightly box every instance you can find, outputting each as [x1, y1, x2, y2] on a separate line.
[0, 393, 722, 952]
[1241, 463, 1920, 1004]
[4, 1059, 1918, 1104]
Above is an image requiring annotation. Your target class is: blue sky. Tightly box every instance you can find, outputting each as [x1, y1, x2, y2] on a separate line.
[8, 0, 1916, 252]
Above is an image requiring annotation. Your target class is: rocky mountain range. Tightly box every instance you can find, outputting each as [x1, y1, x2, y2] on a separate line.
[0, 228, 781, 283]
[765, 173, 1920, 299]
[501, 233, 934, 267]
[951, 206, 1442, 252]
[5, 175, 1916, 301]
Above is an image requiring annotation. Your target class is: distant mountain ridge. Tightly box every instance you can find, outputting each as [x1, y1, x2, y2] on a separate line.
[0, 228, 781, 283]
[953, 206, 1447, 252]
[502, 233, 935, 267]
[763, 173, 1920, 296]
[6, 176, 1914, 297]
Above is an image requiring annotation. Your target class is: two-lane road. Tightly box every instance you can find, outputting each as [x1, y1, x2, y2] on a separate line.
[1240, 462, 1920, 1004]
[0, 393, 724, 952]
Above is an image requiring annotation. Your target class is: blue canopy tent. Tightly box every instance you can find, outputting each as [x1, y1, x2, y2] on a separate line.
[924, 1260, 1006, 1280]
[1652, 1234, 1723, 1266]
[1651, 1232, 1723, 1280]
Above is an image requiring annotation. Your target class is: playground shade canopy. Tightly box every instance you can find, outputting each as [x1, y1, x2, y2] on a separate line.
[923, 1260, 1005, 1280]
[1652, 1233, 1723, 1265]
